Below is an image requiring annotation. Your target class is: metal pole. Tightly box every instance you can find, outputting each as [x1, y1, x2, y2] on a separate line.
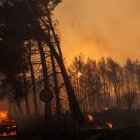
[45, 103, 48, 140]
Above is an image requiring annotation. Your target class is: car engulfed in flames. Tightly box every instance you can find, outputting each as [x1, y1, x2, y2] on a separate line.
[0, 111, 17, 137]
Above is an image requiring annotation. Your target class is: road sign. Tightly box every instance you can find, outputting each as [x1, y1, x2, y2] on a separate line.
[40, 89, 53, 103]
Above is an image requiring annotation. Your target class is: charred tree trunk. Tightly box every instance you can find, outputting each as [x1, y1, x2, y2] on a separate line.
[12, 102, 17, 115]
[28, 42, 39, 114]
[16, 100, 24, 115]
[22, 65, 30, 115]
[50, 53, 61, 119]
[8, 101, 12, 115]
[38, 21, 84, 124]
[25, 1, 84, 124]
[37, 37, 52, 119]
[12, 78, 24, 115]
[54, 54, 85, 124]
[46, 11, 62, 58]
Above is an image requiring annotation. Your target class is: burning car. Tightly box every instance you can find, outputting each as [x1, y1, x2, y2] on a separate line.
[0, 111, 17, 137]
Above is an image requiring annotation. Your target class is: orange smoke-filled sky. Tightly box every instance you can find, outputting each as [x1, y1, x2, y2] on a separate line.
[54, 0, 140, 64]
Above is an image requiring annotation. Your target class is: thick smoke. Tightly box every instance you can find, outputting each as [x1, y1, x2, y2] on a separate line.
[54, 0, 140, 64]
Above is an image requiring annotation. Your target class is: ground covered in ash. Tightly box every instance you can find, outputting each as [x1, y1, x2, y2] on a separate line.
[4, 109, 140, 140]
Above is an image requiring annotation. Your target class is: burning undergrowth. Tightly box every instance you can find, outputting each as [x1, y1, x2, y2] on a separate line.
[0, 109, 138, 140]
[85, 108, 140, 130]
[0, 111, 17, 137]
[86, 113, 113, 130]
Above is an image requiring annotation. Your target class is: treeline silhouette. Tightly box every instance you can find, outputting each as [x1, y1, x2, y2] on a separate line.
[69, 53, 140, 113]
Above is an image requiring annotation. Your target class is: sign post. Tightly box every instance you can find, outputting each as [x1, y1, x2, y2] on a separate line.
[40, 89, 53, 103]
[40, 89, 53, 139]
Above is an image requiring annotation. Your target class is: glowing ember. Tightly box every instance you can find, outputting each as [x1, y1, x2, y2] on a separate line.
[87, 114, 94, 122]
[104, 107, 109, 111]
[106, 122, 113, 129]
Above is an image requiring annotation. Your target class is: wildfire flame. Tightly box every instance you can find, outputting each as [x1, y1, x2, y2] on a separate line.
[106, 122, 113, 129]
[87, 114, 94, 122]
[0, 111, 9, 122]
[0, 111, 17, 137]
[0, 131, 17, 137]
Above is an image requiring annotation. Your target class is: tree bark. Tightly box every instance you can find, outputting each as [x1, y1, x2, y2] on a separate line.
[25, 1, 85, 124]
[16, 101, 24, 115]
[22, 65, 30, 115]
[50, 53, 61, 119]
[37, 37, 52, 119]
[28, 42, 39, 114]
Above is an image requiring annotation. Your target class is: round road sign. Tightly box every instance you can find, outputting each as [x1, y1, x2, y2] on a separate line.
[40, 89, 53, 103]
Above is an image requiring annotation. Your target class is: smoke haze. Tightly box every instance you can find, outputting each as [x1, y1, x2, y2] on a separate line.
[54, 0, 140, 64]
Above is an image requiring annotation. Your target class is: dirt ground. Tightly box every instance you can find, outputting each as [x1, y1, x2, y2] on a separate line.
[3, 109, 140, 140]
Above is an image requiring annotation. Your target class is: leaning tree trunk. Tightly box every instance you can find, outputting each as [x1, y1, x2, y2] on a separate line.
[46, 10, 62, 58]
[38, 26, 85, 123]
[40, 20, 85, 124]
[28, 42, 39, 114]
[25, 1, 84, 124]
[47, 18, 61, 120]
[52, 50, 85, 124]
[37, 37, 52, 119]
[50, 53, 61, 120]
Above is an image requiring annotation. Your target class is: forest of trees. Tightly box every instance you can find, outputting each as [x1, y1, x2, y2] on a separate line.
[0, 0, 84, 124]
[0, 0, 140, 123]
[69, 54, 140, 113]
[0, 1, 140, 140]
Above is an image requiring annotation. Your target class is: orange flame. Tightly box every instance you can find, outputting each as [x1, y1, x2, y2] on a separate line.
[87, 114, 94, 122]
[0, 111, 9, 122]
[106, 122, 113, 129]
[0, 111, 17, 136]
